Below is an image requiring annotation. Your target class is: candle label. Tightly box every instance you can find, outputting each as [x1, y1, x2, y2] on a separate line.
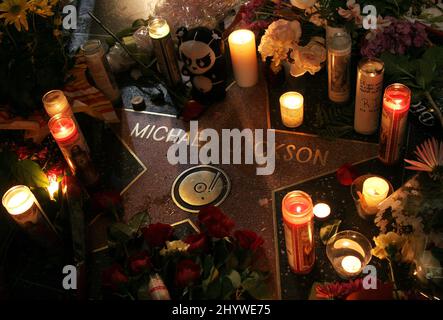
[379, 106, 409, 164]
[354, 62, 384, 135]
[283, 220, 315, 274]
[328, 52, 351, 102]
[152, 32, 182, 87]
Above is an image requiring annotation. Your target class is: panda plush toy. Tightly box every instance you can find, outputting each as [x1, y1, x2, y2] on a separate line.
[177, 27, 227, 104]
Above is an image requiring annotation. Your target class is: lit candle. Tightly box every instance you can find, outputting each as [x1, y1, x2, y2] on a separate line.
[313, 203, 331, 219]
[2, 186, 59, 244]
[362, 177, 389, 214]
[282, 191, 315, 274]
[49, 115, 99, 186]
[354, 58, 384, 135]
[228, 29, 258, 88]
[42, 90, 73, 118]
[379, 83, 411, 165]
[341, 256, 362, 274]
[280, 92, 304, 128]
[47, 174, 59, 201]
[148, 17, 181, 87]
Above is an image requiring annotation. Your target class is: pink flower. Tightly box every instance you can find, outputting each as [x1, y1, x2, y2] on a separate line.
[338, 0, 362, 25]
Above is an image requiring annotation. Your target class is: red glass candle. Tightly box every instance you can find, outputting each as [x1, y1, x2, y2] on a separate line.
[379, 83, 411, 165]
[282, 191, 315, 274]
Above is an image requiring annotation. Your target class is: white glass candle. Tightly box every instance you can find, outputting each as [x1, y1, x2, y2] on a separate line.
[362, 177, 389, 212]
[2, 185, 36, 217]
[228, 29, 258, 88]
[42, 90, 73, 117]
[280, 92, 304, 128]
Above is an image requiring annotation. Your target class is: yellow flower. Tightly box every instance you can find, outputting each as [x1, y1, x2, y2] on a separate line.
[159, 240, 189, 256]
[0, 0, 30, 32]
[28, 0, 55, 18]
[372, 232, 406, 260]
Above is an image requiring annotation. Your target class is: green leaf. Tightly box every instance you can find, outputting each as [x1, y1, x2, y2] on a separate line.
[205, 278, 222, 299]
[320, 219, 342, 245]
[202, 255, 214, 280]
[381, 52, 415, 79]
[417, 59, 436, 90]
[221, 276, 235, 300]
[108, 222, 135, 243]
[227, 270, 242, 289]
[12, 159, 49, 188]
[242, 271, 270, 299]
[423, 46, 443, 67]
[128, 210, 151, 233]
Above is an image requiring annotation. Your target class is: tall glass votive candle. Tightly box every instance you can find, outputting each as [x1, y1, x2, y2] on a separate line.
[49, 114, 99, 186]
[282, 191, 315, 274]
[379, 83, 411, 165]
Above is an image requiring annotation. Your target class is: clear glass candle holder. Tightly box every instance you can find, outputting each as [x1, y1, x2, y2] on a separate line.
[351, 174, 394, 220]
[326, 230, 372, 279]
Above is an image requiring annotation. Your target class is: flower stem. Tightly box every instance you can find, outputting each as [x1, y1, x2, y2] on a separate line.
[424, 90, 443, 128]
[388, 259, 400, 300]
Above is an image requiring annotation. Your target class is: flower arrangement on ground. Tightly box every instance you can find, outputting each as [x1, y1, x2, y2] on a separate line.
[102, 206, 271, 300]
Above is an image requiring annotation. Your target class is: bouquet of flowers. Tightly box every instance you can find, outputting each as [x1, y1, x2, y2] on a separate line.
[0, 0, 72, 116]
[372, 153, 443, 295]
[102, 206, 271, 300]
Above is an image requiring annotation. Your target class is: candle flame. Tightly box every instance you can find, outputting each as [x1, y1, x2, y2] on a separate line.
[296, 206, 302, 213]
[47, 174, 59, 201]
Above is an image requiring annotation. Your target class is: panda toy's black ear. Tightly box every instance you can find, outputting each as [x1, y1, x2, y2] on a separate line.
[176, 27, 188, 45]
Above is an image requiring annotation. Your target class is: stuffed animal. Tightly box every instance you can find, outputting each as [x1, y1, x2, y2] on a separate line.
[177, 27, 227, 104]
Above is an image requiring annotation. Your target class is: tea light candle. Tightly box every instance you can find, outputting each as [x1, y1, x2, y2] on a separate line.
[228, 29, 258, 88]
[379, 83, 411, 165]
[313, 203, 331, 219]
[280, 92, 304, 128]
[341, 255, 362, 274]
[362, 177, 389, 213]
[42, 90, 73, 117]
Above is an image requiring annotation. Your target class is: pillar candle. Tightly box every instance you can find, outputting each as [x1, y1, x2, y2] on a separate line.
[282, 191, 315, 274]
[362, 177, 389, 213]
[280, 92, 304, 128]
[379, 83, 411, 165]
[228, 29, 258, 88]
[354, 58, 384, 135]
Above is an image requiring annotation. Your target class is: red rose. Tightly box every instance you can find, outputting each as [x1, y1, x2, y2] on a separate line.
[175, 259, 201, 288]
[336, 163, 358, 186]
[142, 223, 173, 247]
[102, 264, 129, 291]
[198, 206, 235, 238]
[234, 230, 264, 251]
[184, 233, 208, 252]
[129, 251, 151, 274]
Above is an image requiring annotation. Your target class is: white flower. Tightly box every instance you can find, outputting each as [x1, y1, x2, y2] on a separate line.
[305, 5, 326, 27]
[258, 19, 302, 70]
[159, 240, 189, 256]
[290, 0, 316, 10]
[372, 232, 406, 260]
[338, 0, 362, 25]
[365, 15, 392, 40]
[290, 36, 326, 77]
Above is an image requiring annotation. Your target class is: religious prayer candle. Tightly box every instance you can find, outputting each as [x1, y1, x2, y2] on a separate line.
[280, 92, 304, 128]
[282, 191, 315, 274]
[228, 29, 258, 88]
[379, 83, 411, 165]
[2, 185, 58, 245]
[354, 58, 385, 135]
[148, 17, 182, 87]
[81, 40, 121, 103]
[328, 32, 352, 103]
[42, 90, 73, 117]
[362, 177, 389, 213]
[49, 114, 99, 186]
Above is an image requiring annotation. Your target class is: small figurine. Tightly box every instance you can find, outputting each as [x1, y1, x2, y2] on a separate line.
[177, 27, 227, 104]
